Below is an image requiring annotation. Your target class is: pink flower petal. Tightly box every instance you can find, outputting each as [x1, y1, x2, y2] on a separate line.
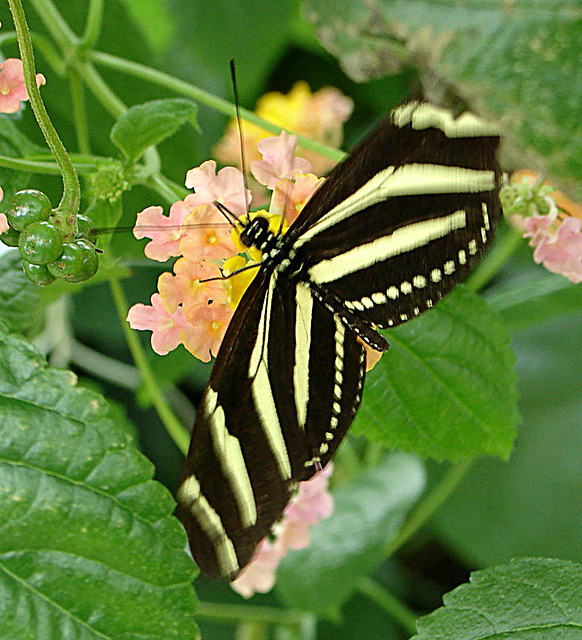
[251, 132, 312, 189]
[158, 258, 227, 313]
[185, 160, 250, 215]
[179, 203, 238, 261]
[133, 203, 191, 262]
[181, 302, 234, 362]
[532, 216, 582, 283]
[127, 293, 189, 355]
[0, 213, 9, 235]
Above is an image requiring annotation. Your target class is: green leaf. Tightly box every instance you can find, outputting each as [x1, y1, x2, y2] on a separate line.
[0, 322, 199, 640]
[354, 287, 519, 460]
[412, 558, 582, 639]
[430, 308, 582, 566]
[0, 251, 43, 335]
[487, 270, 582, 334]
[303, 1, 582, 187]
[276, 453, 425, 619]
[111, 98, 199, 163]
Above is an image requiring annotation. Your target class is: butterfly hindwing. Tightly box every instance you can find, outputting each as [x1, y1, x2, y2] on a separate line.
[179, 267, 366, 579]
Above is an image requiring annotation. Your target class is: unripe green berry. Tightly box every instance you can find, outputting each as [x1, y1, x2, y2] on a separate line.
[18, 221, 63, 265]
[0, 225, 20, 247]
[48, 238, 99, 282]
[6, 190, 52, 231]
[22, 260, 56, 286]
[76, 214, 98, 244]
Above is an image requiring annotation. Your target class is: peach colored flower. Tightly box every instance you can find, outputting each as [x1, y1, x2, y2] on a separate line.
[181, 303, 234, 362]
[179, 203, 238, 261]
[157, 258, 227, 313]
[126, 293, 190, 355]
[251, 132, 312, 189]
[185, 160, 251, 215]
[133, 203, 190, 262]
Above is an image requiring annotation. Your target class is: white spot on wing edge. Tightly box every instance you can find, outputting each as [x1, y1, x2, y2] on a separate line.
[177, 474, 239, 577]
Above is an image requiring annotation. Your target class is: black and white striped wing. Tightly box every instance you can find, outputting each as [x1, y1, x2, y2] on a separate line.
[288, 101, 502, 329]
[178, 268, 366, 579]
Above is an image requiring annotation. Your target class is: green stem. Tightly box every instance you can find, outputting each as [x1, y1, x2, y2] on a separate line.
[108, 277, 191, 455]
[196, 601, 314, 629]
[466, 223, 523, 293]
[8, 0, 80, 215]
[28, 0, 78, 50]
[89, 50, 345, 163]
[81, 0, 104, 50]
[357, 577, 418, 636]
[384, 458, 472, 557]
[69, 70, 91, 154]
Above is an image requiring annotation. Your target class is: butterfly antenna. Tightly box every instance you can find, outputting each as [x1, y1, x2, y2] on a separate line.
[229, 59, 251, 224]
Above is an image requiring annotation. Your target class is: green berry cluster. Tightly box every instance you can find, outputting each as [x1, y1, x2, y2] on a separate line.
[1, 189, 98, 286]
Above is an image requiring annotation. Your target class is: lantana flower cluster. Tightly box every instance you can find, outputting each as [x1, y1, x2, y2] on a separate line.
[127, 131, 325, 362]
[504, 170, 582, 283]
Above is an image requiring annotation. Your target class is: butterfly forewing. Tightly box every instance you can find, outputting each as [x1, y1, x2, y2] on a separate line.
[177, 99, 502, 580]
[179, 268, 366, 579]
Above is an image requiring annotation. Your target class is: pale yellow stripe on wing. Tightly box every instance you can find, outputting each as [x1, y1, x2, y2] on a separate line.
[248, 273, 292, 479]
[392, 102, 500, 138]
[177, 474, 239, 577]
[294, 283, 313, 430]
[309, 210, 467, 284]
[204, 388, 257, 528]
[295, 164, 496, 248]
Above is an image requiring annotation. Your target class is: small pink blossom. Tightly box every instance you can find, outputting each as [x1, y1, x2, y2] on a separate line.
[185, 160, 250, 215]
[179, 203, 238, 261]
[270, 173, 324, 224]
[0, 58, 46, 114]
[133, 203, 191, 262]
[181, 303, 234, 362]
[526, 215, 582, 283]
[251, 132, 312, 189]
[158, 258, 227, 313]
[231, 464, 334, 598]
[127, 293, 190, 355]
[231, 538, 282, 598]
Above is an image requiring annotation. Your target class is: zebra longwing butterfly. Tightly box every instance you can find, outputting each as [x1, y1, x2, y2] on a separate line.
[177, 99, 502, 580]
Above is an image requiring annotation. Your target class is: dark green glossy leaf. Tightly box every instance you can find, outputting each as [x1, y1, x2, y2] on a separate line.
[0, 251, 42, 333]
[276, 454, 425, 618]
[430, 308, 582, 566]
[354, 287, 519, 460]
[412, 558, 582, 639]
[111, 99, 199, 163]
[0, 322, 199, 640]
